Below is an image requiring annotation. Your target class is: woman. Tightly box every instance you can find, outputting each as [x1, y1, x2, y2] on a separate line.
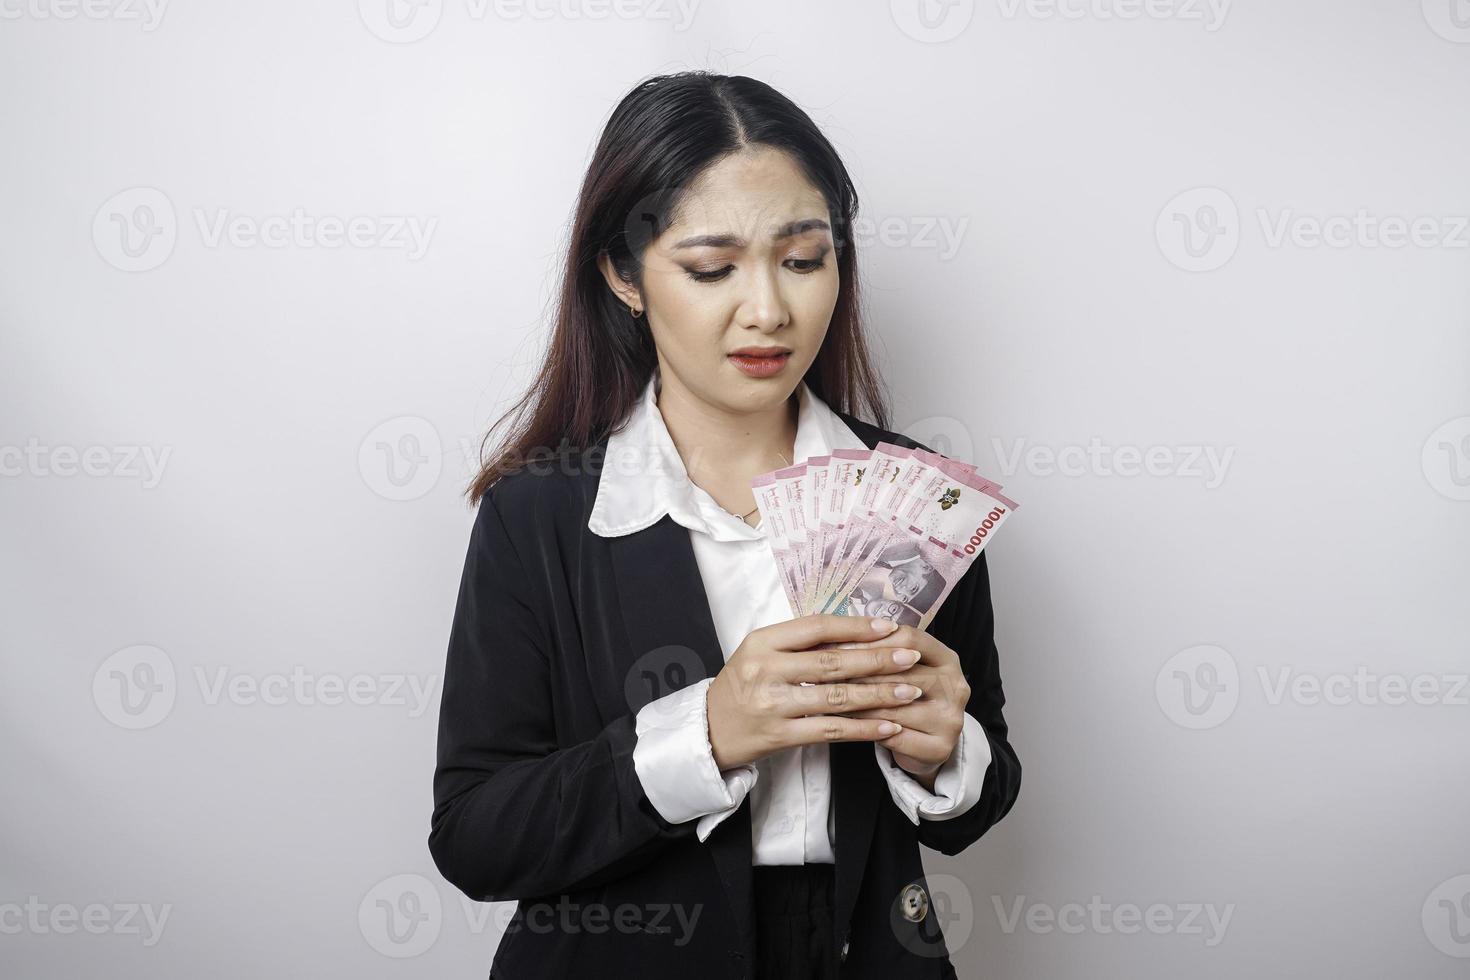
[430, 71, 1021, 979]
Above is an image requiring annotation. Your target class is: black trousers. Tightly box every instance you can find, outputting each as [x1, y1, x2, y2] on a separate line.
[752, 863, 839, 980]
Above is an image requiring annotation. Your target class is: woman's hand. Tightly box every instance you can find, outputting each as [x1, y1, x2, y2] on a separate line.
[833, 625, 972, 788]
[705, 615, 929, 771]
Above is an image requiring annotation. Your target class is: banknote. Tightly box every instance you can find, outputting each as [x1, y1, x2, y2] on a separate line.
[809, 449, 870, 612]
[750, 470, 806, 615]
[816, 444, 913, 612]
[750, 443, 1019, 626]
[829, 463, 1018, 629]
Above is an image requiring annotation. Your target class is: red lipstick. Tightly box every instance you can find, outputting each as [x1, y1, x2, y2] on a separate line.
[728, 346, 792, 379]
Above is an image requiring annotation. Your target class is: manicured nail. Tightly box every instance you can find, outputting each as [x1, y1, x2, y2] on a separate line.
[871, 618, 898, 634]
[894, 684, 921, 701]
[892, 649, 920, 667]
[878, 721, 901, 735]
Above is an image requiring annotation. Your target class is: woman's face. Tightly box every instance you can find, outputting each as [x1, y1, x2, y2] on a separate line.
[606, 146, 840, 416]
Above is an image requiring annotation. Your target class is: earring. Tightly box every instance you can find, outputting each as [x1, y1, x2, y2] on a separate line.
[629, 306, 643, 319]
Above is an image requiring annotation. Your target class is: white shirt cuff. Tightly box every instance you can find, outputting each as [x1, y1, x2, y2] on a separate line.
[874, 712, 993, 825]
[632, 677, 758, 840]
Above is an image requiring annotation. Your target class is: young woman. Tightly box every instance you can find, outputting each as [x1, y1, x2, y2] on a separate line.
[430, 71, 1021, 980]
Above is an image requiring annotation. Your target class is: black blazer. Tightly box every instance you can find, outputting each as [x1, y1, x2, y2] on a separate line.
[429, 412, 1022, 979]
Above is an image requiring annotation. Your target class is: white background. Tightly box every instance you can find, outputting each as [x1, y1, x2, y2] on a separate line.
[2, 1, 1468, 977]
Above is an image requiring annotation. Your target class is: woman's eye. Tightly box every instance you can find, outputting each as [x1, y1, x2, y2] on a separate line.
[787, 256, 826, 274]
[686, 265, 733, 283]
[684, 254, 827, 284]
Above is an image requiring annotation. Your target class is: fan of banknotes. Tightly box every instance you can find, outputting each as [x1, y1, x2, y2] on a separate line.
[749, 443, 1018, 629]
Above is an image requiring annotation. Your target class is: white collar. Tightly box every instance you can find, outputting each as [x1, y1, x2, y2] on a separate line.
[587, 369, 869, 540]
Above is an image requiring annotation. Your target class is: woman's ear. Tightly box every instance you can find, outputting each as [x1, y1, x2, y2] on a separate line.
[596, 251, 642, 313]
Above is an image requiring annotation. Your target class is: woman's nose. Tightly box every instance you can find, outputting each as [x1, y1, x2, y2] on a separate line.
[737, 265, 790, 331]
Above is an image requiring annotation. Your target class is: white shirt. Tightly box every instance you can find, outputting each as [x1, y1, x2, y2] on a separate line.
[588, 369, 992, 865]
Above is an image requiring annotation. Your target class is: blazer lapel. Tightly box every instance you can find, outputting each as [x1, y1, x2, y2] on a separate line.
[607, 516, 756, 956]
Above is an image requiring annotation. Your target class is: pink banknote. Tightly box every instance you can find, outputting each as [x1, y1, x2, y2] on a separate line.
[749, 442, 1018, 625]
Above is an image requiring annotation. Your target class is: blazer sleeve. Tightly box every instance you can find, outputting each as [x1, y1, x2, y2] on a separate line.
[428, 485, 694, 903]
[912, 549, 1022, 855]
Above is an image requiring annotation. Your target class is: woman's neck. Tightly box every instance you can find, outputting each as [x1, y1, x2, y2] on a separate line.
[655, 370, 799, 514]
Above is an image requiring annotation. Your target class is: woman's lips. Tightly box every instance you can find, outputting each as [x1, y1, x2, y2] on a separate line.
[728, 351, 793, 378]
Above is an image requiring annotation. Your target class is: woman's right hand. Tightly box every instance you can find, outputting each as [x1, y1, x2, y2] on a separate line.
[705, 614, 926, 770]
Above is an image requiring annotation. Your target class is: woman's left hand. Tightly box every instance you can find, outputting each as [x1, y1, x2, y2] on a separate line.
[818, 625, 971, 788]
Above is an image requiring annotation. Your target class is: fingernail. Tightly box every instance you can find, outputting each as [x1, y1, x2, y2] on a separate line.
[894, 684, 921, 701]
[871, 618, 898, 634]
[878, 721, 901, 735]
[892, 649, 920, 666]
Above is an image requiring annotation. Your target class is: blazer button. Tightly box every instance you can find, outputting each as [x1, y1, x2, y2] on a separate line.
[899, 883, 929, 923]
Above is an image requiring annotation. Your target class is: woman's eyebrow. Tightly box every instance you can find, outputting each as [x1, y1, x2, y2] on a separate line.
[672, 217, 831, 250]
